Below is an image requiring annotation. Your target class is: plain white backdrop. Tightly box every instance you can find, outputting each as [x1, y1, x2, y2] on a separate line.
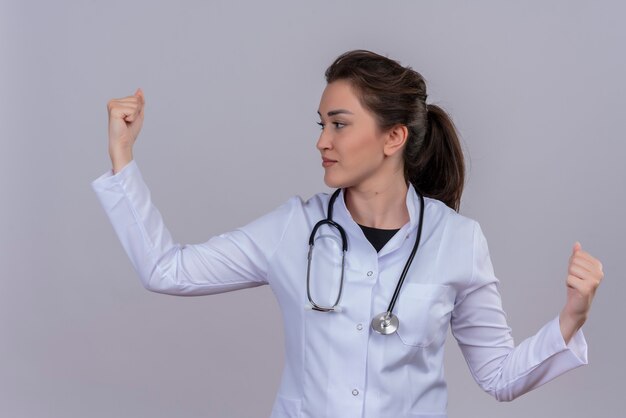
[1, 1, 624, 417]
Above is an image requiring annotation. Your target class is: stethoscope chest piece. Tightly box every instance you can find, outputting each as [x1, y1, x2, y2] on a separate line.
[371, 312, 399, 335]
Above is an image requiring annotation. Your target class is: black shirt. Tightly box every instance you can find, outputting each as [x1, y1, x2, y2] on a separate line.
[357, 223, 401, 253]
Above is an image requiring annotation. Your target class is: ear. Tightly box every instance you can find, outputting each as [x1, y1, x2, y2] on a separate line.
[383, 124, 408, 157]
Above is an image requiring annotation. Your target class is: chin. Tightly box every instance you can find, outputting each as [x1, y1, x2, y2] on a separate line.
[323, 175, 341, 189]
[323, 173, 354, 190]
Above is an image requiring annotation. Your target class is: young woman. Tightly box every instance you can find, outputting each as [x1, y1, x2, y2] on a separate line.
[92, 50, 604, 418]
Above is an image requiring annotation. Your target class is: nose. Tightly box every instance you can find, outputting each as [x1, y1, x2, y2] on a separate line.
[316, 126, 332, 152]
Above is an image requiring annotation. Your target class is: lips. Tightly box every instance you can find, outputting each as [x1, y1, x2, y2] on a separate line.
[322, 157, 337, 167]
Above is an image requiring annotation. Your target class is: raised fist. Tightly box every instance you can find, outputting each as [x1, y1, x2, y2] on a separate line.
[106, 88, 145, 172]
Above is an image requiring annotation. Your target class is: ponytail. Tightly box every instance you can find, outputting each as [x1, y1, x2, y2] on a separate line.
[405, 104, 465, 212]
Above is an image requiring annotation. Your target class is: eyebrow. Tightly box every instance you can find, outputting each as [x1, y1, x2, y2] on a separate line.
[317, 109, 354, 117]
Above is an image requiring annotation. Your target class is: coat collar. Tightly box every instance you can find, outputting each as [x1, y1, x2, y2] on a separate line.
[332, 183, 424, 257]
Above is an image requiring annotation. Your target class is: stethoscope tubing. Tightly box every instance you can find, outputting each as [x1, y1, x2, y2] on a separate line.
[384, 190, 425, 317]
[306, 189, 346, 312]
[306, 186, 425, 335]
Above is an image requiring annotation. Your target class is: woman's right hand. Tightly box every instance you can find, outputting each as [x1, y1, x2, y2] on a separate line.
[107, 88, 145, 173]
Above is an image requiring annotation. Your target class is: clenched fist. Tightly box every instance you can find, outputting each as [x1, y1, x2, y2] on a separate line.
[107, 88, 145, 173]
[559, 242, 604, 344]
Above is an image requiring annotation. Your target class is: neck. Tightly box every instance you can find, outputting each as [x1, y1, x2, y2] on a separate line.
[344, 175, 410, 229]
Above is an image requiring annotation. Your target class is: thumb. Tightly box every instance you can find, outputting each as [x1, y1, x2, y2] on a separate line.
[134, 88, 145, 113]
[572, 241, 582, 254]
[134, 87, 144, 101]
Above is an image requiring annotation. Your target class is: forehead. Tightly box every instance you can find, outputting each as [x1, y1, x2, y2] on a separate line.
[318, 80, 365, 114]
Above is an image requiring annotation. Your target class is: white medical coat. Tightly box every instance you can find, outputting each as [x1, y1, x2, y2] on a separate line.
[91, 159, 588, 418]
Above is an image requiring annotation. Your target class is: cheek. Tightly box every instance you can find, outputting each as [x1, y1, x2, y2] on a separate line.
[343, 135, 383, 167]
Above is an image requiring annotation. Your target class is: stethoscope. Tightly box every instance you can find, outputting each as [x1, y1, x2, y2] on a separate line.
[306, 187, 425, 335]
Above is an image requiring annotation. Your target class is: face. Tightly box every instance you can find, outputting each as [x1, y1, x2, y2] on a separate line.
[316, 80, 389, 189]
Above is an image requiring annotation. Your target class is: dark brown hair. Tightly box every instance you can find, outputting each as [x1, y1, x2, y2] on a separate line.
[325, 49, 465, 212]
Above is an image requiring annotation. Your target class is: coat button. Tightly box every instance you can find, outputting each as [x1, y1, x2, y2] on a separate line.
[366, 271, 373, 277]
[356, 323, 363, 331]
[352, 389, 359, 396]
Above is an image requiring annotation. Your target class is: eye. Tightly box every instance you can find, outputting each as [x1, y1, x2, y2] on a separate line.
[316, 121, 346, 130]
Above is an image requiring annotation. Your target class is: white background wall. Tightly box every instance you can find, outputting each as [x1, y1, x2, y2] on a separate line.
[1, 1, 624, 416]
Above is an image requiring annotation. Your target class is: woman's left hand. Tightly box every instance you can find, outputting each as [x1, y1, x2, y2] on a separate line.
[559, 242, 604, 344]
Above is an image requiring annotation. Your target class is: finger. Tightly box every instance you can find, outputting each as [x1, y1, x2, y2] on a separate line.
[577, 253, 603, 274]
[570, 242, 581, 262]
[107, 100, 141, 116]
[109, 103, 140, 116]
[569, 251, 603, 274]
[131, 89, 145, 113]
[568, 263, 598, 281]
[566, 274, 599, 294]
[566, 274, 585, 291]
[569, 261, 602, 280]
[567, 264, 592, 280]
[110, 104, 141, 121]
[571, 256, 597, 273]
[572, 247, 600, 264]
[111, 96, 143, 105]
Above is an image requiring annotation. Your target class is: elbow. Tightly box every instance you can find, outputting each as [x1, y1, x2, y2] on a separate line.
[141, 272, 195, 296]
[486, 385, 521, 403]
[141, 280, 180, 295]
[136, 249, 191, 295]
[494, 391, 514, 403]
[138, 264, 187, 295]
[476, 360, 524, 403]
[141, 279, 206, 296]
[139, 269, 227, 296]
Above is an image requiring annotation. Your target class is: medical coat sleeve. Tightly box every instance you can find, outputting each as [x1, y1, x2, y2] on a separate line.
[450, 221, 588, 402]
[90, 159, 297, 296]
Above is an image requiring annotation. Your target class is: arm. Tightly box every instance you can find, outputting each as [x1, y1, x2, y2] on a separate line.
[91, 159, 296, 296]
[450, 222, 588, 402]
[94, 89, 296, 296]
